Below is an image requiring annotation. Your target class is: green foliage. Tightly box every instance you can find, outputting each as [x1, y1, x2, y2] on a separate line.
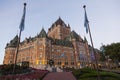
[0, 64, 14, 75]
[0, 63, 30, 75]
[72, 68, 120, 80]
[78, 77, 118, 80]
[99, 51, 106, 61]
[104, 42, 120, 62]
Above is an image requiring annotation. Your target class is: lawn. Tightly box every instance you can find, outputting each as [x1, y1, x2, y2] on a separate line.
[72, 68, 120, 80]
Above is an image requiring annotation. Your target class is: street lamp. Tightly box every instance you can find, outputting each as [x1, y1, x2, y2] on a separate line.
[77, 62, 80, 69]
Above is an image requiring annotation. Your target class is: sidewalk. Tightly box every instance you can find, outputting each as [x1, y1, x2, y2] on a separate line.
[43, 72, 76, 80]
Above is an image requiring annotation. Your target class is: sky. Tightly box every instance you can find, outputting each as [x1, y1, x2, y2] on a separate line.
[0, 0, 120, 64]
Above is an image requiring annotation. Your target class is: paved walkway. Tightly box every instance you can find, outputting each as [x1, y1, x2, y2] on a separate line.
[43, 72, 76, 80]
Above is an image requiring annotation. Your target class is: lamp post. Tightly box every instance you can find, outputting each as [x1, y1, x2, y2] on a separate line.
[77, 62, 80, 69]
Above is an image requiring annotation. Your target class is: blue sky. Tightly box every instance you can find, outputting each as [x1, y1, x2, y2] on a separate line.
[0, 0, 120, 64]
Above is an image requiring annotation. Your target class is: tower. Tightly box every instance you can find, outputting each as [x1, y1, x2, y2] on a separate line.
[48, 17, 71, 40]
[3, 35, 18, 64]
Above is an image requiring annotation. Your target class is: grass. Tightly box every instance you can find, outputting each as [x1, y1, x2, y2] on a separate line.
[72, 68, 120, 80]
[78, 77, 117, 80]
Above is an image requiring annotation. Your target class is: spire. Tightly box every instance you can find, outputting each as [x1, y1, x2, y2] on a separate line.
[84, 36, 87, 42]
[38, 28, 47, 38]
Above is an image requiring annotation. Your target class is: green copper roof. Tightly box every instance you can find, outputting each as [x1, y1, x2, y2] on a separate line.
[65, 30, 80, 41]
[51, 38, 73, 47]
[6, 35, 18, 48]
[84, 36, 87, 42]
[38, 28, 47, 38]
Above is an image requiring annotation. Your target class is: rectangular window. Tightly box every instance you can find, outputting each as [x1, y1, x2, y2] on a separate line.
[71, 62, 74, 65]
[39, 61, 42, 64]
[57, 50, 60, 52]
[22, 58, 25, 61]
[39, 48, 43, 49]
[9, 60, 12, 64]
[26, 57, 29, 61]
[58, 62, 61, 65]
[52, 49, 54, 52]
[40, 53, 42, 58]
[65, 62, 68, 65]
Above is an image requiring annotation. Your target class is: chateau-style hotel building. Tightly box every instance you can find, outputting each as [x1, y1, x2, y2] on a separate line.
[3, 17, 91, 69]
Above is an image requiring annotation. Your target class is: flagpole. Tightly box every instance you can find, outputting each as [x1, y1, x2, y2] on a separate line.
[12, 3, 26, 75]
[83, 5, 100, 80]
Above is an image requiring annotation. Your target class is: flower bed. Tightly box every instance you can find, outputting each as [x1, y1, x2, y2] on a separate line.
[0, 69, 49, 80]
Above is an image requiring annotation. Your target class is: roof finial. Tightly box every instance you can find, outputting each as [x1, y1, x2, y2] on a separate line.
[24, 3, 27, 6]
[59, 16, 61, 20]
[42, 26, 44, 29]
[68, 23, 70, 27]
[83, 5, 86, 8]
[84, 36, 87, 42]
[17, 30, 18, 36]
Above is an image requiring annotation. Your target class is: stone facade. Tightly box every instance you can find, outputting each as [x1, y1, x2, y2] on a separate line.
[3, 18, 90, 69]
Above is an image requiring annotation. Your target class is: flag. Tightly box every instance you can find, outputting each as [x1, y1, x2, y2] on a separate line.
[19, 3, 26, 32]
[90, 47, 95, 61]
[84, 9, 89, 33]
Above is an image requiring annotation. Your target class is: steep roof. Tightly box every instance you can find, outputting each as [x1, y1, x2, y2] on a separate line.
[6, 35, 18, 48]
[38, 28, 47, 38]
[54, 17, 65, 26]
[49, 38, 73, 47]
[50, 17, 67, 28]
[84, 36, 87, 42]
[65, 30, 80, 41]
[70, 31, 79, 40]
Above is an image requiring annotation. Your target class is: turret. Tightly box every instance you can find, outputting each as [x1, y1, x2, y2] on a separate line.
[48, 17, 71, 40]
[38, 28, 47, 38]
[5, 35, 18, 48]
[4, 35, 18, 64]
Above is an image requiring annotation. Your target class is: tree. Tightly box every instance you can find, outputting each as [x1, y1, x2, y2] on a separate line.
[103, 42, 120, 65]
[99, 45, 106, 61]
[99, 52, 106, 61]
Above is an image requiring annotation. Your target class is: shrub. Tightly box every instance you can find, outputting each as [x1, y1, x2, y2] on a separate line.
[72, 68, 120, 80]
